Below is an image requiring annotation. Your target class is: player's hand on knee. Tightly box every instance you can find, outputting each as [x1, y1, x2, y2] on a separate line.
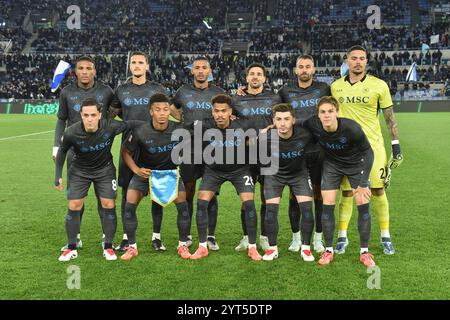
[55, 178, 64, 191]
[135, 167, 151, 178]
[354, 186, 371, 202]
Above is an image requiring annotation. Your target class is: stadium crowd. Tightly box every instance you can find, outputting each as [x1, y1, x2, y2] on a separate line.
[1, 51, 449, 100]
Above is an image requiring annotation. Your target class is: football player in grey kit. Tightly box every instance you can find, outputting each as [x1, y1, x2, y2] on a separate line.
[231, 63, 282, 253]
[278, 55, 331, 254]
[53, 56, 115, 252]
[170, 57, 224, 251]
[120, 93, 192, 261]
[55, 97, 142, 262]
[110, 51, 169, 252]
[302, 97, 376, 267]
[189, 94, 262, 261]
[259, 103, 315, 262]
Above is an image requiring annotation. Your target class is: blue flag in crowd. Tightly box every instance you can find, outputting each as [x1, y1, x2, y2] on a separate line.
[51, 60, 71, 92]
[406, 62, 418, 82]
[340, 62, 349, 77]
[421, 43, 430, 55]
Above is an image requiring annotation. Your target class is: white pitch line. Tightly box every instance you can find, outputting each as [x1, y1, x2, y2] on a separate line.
[0, 130, 54, 141]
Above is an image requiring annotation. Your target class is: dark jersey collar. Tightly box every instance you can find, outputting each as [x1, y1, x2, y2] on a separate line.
[344, 75, 367, 85]
[296, 80, 316, 90]
[76, 81, 97, 91]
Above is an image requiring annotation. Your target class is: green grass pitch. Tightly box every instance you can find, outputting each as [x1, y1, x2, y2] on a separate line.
[0, 113, 449, 300]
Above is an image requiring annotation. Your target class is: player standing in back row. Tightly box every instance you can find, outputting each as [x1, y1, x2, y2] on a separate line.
[331, 46, 404, 255]
[170, 57, 225, 251]
[110, 51, 168, 252]
[52, 56, 115, 251]
[232, 63, 282, 253]
[278, 55, 331, 254]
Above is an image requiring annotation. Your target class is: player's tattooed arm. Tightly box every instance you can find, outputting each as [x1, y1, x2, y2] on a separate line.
[383, 106, 399, 141]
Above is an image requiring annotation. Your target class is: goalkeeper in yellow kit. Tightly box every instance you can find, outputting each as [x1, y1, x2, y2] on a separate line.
[331, 45, 404, 255]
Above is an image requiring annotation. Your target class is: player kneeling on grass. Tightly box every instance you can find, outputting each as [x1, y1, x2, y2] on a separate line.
[260, 103, 315, 262]
[190, 94, 262, 261]
[303, 96, 375, 267]
[55, 97, 142, 262]
[120, 93, 192, 261]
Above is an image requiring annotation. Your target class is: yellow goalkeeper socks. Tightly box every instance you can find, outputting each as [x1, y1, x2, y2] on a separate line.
[338, 195, 353, 231]
[373, 193, 390, 232]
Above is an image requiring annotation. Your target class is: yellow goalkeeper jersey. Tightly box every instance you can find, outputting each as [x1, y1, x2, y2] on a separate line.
[331, 74, 393, 148]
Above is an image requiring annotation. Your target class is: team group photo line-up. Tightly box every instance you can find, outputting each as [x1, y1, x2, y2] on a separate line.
[53, 45, 404, 266]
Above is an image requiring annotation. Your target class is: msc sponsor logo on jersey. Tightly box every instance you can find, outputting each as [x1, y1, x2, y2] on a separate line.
[291, 98, 319, 109]
[186, 101, 212, 110]
[210, 139, 242, 148]
[319, 140, 348, 150]
[124, 97, 150, 106]
[241, 107, 271, 116]
[148, 142, 179, 154]
[338, 96, 370, 104]
[272, 149, 304, 159]
[70, 96, 79, 101]
[80, 139, 112, 152]
[339, 137, 347, 144]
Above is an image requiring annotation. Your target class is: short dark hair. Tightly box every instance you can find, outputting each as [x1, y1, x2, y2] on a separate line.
[193, 56, 210, 64]
[347, 45, 368, 56]
[80, 97, 101, 112]
[212, 94, 232, 107]
[75, 56, 96, 68]
[246, 63, 266, 75]
[130, 51, 149, 64]
[296, 54, 314, 64]
[317, 96, 339, 112]
[149, 93, 171, 108]
[272, 103, 295, 117]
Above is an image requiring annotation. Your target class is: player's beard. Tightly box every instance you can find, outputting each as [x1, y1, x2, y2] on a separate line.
[195, 77, 207, 84]
[249, 83, 262, 90]
[351, 67, 364, 75]
[298, 73, 312, 83]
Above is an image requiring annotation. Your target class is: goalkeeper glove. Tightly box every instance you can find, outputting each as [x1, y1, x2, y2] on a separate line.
[388, 141, 403, 169]
[384, 166, 392, 189]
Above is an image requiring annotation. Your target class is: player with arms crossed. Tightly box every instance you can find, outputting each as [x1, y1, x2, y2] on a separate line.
[331, 46, 403, 255]
[303, 96, 375, 267]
